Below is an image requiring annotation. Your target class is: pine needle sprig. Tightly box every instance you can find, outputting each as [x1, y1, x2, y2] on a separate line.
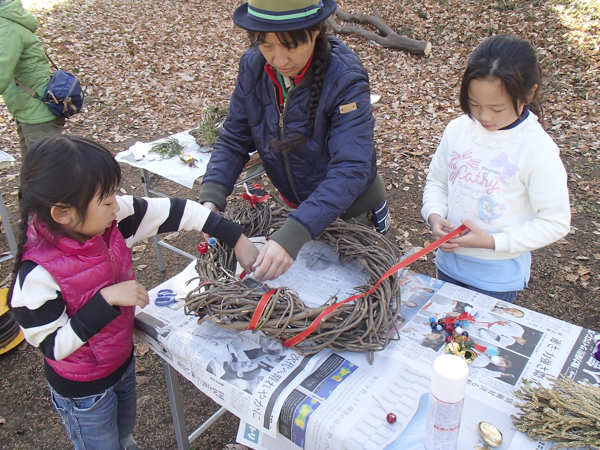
[150, 137, 183, 159]
[512, 375, 600, 449]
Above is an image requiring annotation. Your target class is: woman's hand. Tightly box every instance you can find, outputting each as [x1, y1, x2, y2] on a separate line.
[450, 219, 495, 250]
[252, 240, 293, 281]
[233, 235, 260, 274]
[428, 214, 459, 253]
[100, 280, 149, 309]
[201, 202, 220, 242]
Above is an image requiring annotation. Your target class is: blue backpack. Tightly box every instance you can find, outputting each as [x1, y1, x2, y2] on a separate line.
[11, 51, 84, 118]
[43, 70, 84, 118]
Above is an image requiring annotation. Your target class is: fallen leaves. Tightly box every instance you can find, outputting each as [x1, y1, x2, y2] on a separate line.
[566, 274, 580, 282]
[135, 341, 149, 356]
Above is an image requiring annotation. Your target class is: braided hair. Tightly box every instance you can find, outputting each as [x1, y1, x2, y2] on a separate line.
[7, 135, 121, 305]
[249, 22, 330, 153]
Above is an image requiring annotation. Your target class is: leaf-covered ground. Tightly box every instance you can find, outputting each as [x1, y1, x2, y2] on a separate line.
[0, 0, 598, 448]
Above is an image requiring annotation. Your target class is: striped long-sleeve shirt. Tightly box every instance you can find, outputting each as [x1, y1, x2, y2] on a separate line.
[11, 196, 242, 397]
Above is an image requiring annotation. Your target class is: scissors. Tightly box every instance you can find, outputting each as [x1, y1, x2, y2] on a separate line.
[155, 289, 179, 306]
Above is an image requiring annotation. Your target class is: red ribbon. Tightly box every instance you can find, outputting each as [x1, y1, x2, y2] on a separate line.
[248, 289, 277, 330]
[281, 224, 468, 348]
[241, 193, 270, 209]
[442, 312, 475, 326]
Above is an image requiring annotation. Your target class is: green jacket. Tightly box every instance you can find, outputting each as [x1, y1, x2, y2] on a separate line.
[0, 0, 55, 123]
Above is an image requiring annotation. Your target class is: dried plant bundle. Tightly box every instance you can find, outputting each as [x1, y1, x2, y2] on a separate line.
[512, 375, 600, 449]
[185, 217, 401, 363]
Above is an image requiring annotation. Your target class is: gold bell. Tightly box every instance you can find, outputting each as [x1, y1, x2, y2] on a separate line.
[477, 421, 503, 448]
[460, 349, 476, 364]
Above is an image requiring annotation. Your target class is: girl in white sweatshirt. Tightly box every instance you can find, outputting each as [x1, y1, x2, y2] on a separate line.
[422, 34, 570, 303]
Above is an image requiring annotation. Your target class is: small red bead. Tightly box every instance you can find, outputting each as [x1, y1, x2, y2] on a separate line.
[197, 243, 208, 254]
[445, 335, 454, 344]
[387, 413, 397, 424]
[444, 324, 455, 333]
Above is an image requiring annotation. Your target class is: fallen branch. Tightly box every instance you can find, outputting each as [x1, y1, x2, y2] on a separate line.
[328, 7, 431, 56]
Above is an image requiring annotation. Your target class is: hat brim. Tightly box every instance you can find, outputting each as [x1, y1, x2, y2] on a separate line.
[233, 0, 337, 32]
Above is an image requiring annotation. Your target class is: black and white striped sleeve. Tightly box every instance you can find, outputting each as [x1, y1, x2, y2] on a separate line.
[116, 195, 243, 248]
[11, 261, 120, 361]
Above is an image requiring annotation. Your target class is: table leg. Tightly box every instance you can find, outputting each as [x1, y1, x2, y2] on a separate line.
[163, 360, 190, 450]
[162, 360, 229, 449]
[0, 191, 16, 263]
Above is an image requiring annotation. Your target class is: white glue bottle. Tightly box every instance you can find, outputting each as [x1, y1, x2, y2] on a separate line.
[424, 354, 469, 450]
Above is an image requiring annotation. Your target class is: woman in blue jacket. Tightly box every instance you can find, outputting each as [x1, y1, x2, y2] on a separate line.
[199, 0, 388, 281]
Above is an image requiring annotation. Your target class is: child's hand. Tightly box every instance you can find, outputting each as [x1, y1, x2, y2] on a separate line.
[252, 240, 293, 281]
[428, 214, 459, 253]
[450, 219, 495, 250]
[233, 234, 260, 274]
[100, 280, 149, 309]
[201, 202, 220, 242]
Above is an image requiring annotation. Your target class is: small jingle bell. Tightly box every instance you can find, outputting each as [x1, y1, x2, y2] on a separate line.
[477, 421, 503, 448]
[460, 349, 476, 364]
[445, 335, 454, 344]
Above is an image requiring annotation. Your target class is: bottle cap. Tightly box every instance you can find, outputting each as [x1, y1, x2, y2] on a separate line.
[430, 354, 469, 403]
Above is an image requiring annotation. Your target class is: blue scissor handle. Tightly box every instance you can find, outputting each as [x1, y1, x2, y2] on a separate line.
[155, 289, 177, 306]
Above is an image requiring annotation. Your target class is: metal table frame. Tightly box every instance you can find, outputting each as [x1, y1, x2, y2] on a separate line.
[162, 360, 228, 449]
[0, 190, 17, 264]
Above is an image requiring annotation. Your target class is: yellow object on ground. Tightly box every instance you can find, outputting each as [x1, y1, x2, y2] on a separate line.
[0, 287, 25, 354]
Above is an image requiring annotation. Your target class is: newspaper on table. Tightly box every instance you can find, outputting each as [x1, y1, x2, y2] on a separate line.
[115, 130, 210, 189]
[133, 242, 596, 450]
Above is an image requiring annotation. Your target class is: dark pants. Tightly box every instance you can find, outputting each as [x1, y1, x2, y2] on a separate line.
[16, 116, 65, 158]
[436, 269, 518, 303]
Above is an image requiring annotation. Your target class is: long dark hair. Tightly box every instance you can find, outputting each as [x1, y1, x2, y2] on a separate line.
[249, 22, 329, 153]
[8, 135, 121, 303]
[459, 34, 544, 120]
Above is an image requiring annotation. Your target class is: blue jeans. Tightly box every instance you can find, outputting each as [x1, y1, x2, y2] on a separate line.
[436, 269, 518, 303]
[50, 357, 138, 450]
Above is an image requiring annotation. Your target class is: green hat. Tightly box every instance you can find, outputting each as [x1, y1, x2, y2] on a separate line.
[232, 0, 337, 32]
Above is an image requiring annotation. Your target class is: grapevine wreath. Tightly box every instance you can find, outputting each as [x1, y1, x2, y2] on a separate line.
[184, 194, 402, 363]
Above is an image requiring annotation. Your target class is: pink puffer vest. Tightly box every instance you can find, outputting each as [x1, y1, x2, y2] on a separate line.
[23, 219, 135, 382]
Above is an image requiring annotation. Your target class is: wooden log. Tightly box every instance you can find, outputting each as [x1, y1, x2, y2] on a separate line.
[328, 7, 432, 56]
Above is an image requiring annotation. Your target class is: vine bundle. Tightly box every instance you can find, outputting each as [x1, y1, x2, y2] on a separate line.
[185, 211, 402, 362]
[512, 375, 600, 449]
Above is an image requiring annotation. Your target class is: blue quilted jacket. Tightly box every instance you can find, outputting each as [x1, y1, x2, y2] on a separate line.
[199, 36, 382, 258]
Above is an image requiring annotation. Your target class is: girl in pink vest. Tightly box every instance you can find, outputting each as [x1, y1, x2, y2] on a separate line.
[9, 135, 258, 450]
